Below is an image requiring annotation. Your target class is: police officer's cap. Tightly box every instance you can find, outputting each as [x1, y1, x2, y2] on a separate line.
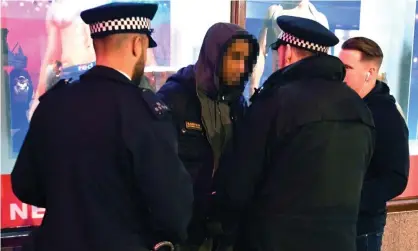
[271, 15, 339, 54]
[81, 2, 158, 48]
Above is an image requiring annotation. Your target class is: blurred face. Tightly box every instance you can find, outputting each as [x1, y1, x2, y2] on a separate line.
[221, 39, 251, 86]
[339, 49, 375, 98]
[132, 35, 149, 83]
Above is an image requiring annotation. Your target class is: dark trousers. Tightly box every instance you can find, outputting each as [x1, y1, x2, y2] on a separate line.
[356, 232, 383, 251]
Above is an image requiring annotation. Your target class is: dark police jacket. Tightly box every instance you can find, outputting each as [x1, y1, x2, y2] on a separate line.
[214, 55, 375, 251]
[357, 81, 409, 235]
[157, 23, 256, 245]
[11, 66, 193, 251]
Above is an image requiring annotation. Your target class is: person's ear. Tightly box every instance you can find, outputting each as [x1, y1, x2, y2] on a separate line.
[132, 36, 142, 58]
[369, 67, 377, 79]
[285, 44, 292, 64]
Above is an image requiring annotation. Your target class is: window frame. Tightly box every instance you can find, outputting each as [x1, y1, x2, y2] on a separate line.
[230, 0, 246, 27]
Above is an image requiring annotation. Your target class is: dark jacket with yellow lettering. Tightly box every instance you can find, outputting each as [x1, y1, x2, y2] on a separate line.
[157, 23, 258, 246]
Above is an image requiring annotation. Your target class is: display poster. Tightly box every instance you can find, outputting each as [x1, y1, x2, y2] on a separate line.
[1, 0, 173, 229]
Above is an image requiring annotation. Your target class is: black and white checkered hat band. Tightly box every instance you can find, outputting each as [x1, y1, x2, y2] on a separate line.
[89, 16, 151, 35]
[279, 32, 329, 53]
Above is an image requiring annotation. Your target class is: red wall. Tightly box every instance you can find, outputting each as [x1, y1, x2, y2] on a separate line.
[399, 155, 418, 198]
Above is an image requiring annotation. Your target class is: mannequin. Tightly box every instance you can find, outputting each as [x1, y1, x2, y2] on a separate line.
[29, 0, 158, 119]
[249, 0, 329, 97]
[29, 0, 106, 120]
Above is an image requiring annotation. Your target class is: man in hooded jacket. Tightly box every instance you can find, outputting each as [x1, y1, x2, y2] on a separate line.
[157, 23, 259, 251]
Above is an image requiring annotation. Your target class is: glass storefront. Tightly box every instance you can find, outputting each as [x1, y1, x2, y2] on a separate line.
[1, 0, 417, 239]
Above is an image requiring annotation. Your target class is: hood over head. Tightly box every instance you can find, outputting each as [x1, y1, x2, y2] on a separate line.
[194, 22, 259, 100]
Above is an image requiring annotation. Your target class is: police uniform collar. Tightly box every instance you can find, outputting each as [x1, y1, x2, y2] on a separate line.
[81, 65, 133, 86]
[116, 70, 132, 81]
[279, 55, 346, 82]
[251, 55, 345, 102]
[80, 2, 158, 48]
[271, 15, 339, 54]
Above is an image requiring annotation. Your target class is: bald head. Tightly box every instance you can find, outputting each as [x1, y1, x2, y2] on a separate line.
[93, 33, 149, 83]
[93, 33, 148, 54]
[277, 44, 316, 69]
[292, 46, 315, 59]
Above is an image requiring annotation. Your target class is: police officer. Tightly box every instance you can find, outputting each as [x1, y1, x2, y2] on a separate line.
[11, 3, 193, 251]
[213, 16, 375, 251]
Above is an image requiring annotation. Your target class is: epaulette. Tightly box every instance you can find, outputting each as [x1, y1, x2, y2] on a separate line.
[141, 88, 170, 119]
[249, 77, 282, 103]
[39, 78, 71, 101]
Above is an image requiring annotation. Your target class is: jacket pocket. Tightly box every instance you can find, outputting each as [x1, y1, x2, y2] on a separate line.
[178, 128, 209, 160]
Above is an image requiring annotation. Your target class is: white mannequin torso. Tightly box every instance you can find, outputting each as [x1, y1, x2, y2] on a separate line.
[269, 2, 329, 41]
[267, 3, 329, 68]
[47, 0, 108, 66]
[249, 1, 329, 97]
